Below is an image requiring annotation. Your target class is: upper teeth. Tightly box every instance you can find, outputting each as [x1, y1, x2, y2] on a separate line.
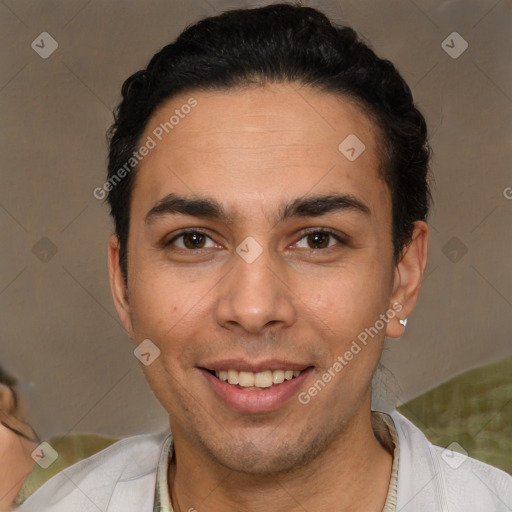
[215, 369, 302, 388]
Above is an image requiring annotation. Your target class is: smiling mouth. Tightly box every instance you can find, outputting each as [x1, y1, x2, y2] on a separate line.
[205, 368, 311, 390]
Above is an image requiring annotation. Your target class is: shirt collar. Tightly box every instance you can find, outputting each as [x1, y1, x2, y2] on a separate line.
[153, 432, 173, 511]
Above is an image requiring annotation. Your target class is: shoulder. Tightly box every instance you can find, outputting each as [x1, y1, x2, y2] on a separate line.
[16, 431, 170, 512]
[387, 410, 512, 511]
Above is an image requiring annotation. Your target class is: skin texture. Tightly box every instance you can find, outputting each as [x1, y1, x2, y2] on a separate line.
[108, 83, 428, 511]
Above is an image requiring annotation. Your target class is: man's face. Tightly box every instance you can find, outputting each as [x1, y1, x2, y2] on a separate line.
[111, 83, 400, 473]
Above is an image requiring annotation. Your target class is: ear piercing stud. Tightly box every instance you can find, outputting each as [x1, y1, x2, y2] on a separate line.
[399, 318, 408, 327]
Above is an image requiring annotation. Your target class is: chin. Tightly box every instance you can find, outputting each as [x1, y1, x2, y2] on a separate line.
[201, 428, 329, 476]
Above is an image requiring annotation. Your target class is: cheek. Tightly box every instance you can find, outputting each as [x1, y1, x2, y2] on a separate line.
[128, 266, 214, 344]
[129, 269, 208, 408]
[295, 263, 390, 336]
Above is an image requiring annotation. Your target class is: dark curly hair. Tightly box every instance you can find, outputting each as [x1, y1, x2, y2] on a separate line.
[105, 2, 432, 281]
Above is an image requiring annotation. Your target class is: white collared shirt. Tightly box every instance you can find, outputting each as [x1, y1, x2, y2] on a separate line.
[16, 410, 512, 511]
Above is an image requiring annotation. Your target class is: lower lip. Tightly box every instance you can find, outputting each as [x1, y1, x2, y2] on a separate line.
[200, 368, 313, 413]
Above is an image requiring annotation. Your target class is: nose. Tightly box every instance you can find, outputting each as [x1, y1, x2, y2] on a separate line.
[215, 244, 296, 334]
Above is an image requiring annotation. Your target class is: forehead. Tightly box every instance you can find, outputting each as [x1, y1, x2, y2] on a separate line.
[132, 83, 390, 223]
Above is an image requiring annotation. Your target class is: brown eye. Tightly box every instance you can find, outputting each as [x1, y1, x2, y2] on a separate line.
[296, 230, 342, 250]
[182, 232, 206, 249]
[168, 231, 216, 250]
[307, 232, 330, 249]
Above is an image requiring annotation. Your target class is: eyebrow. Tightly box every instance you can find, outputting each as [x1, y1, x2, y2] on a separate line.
[144, 192, 371, 225]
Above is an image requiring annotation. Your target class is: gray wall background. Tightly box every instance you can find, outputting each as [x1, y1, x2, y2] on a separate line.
[0, 0, 510, 441]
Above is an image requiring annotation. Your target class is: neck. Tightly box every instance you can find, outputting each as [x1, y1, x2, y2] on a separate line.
[168, 399, 393, 512]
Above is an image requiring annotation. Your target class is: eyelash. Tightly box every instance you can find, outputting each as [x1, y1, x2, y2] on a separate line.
[165, 228, 347, 251]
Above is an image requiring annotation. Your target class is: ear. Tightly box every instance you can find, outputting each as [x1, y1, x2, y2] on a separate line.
[107, 234, 134, 339]
[386, 221, 428, 338]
